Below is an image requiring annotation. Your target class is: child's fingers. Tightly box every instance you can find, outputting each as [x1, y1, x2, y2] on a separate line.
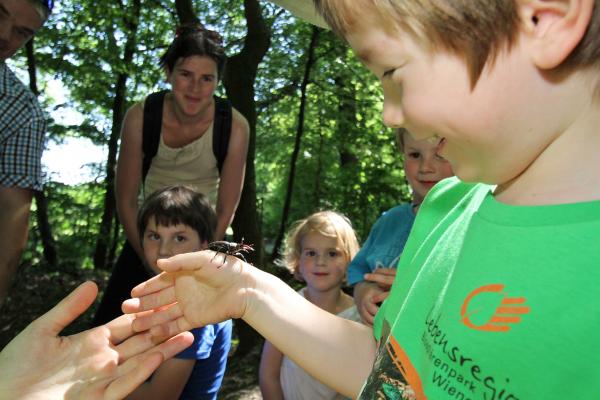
[358, 305, 376, 326]
[130, 272, 175, 298]
[39, 281, 98, 336]
[124, 285, 177, 314]
[363, 272, 395, 287]
[372, 291, 390, 304]
[130, 303, 183, 333]
[150, 317, 193, 338]
[371, 268, 397, 277]
[156, 250, 214, 272]
[104, 313, 139, 344]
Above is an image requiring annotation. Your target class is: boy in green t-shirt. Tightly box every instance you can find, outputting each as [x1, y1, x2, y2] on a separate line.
[124, 1, 600, 399]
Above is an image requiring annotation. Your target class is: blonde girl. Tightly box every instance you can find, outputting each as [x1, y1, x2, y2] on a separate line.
[259, 211, 360, 400]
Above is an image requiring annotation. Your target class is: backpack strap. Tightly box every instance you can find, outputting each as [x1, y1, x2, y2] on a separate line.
[141, 90, 169, 180]
[142, 92, 232, 179]
[212, 95, 232, 173]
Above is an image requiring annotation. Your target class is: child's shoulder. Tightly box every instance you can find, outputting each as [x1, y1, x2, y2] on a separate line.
[423, 177, 491, 210]
[379, 203, 414, 221]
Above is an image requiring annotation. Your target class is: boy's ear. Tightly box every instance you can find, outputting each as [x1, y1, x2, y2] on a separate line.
[518, 0, 594, 69]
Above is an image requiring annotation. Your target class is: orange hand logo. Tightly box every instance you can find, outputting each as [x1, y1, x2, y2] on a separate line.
[460, 284, 529, 332]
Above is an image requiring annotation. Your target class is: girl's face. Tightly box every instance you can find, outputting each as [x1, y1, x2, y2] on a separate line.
[142, 216, 206, 275]
[402, 132, 454, 204]
[298, 231, 348, 292]
[166, 55, 218, 118]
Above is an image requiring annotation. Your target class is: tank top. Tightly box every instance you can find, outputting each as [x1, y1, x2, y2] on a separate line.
[143, 123, 219, 205]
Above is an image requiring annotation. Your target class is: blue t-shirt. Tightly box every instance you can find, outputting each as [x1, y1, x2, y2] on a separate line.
[347, 204, 415, 286]
[177, 320, 232, 399]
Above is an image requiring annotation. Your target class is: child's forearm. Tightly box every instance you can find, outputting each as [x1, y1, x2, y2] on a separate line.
[246, 270, 377, 398]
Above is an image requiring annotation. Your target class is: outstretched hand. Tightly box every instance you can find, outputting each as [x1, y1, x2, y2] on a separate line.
[0, 281, 193, 400]
[123, 250, 254, 337]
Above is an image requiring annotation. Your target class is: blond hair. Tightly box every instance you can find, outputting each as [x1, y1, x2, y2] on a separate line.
[283, 211, 359, 281]
[313, 0, 600, 86]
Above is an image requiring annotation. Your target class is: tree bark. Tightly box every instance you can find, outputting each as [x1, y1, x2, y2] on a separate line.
[174, 0, 198, 24]
[93, 0, 142, 270]
[224, 0, 271, 268]
[270, 27, 320, 261]
[25, 39, 58, 269]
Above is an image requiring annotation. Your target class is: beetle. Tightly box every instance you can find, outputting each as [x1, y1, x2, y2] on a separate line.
[208, 239, 254, 265]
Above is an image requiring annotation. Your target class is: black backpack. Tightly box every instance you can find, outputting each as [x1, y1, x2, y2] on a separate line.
[141, 90, 232, 180]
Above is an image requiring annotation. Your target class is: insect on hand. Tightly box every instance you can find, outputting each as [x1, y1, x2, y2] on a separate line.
[208, 239, 254, 266]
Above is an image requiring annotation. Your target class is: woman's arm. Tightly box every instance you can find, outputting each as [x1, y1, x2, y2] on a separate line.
[116, 103, 145, 257]
[259, 340, 285, 400]
[126, 357, 194, 400]
[214, 109, 249, 240]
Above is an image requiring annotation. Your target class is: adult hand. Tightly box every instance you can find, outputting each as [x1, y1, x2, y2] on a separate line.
[123, 250, 253, 337]
[363, 267, 397, 291]
[353, 281, 389, 326]
[0, 281, 193, 400]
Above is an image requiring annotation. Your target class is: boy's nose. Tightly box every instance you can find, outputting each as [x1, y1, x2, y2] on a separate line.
[382, 99, 405, 129]
[158, 241, 172, 257]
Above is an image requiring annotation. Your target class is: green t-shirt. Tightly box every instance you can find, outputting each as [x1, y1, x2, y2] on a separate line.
[362, 178, 600, 400]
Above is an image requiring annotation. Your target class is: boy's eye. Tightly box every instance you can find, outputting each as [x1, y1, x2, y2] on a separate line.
[327, 250, 340, 258]
[408, 152, 421, 159]
[382, 68, 395, 79]
[203, 76, 214, 82]
[174, 235, 187, 243]
[304, 250, 317, 257]
[146, 232, 160, 241]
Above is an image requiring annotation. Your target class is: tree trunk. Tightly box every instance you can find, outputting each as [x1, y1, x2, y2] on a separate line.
[270, 27, 320, 261]
[93, 0, 142, 270]
[175, 0, 197, 24]
[25, 39, 58, 269]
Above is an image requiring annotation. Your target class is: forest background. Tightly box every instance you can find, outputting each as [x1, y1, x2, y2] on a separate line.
[1, 0, 411, 394]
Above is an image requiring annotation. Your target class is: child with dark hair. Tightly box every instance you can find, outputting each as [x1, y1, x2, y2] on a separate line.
[127, 185, 232, 400]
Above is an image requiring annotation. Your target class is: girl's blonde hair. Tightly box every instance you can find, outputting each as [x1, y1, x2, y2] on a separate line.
[283, 211, 359, 281]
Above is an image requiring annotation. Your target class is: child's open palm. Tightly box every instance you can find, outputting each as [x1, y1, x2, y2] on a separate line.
[123, 250, 254, 337]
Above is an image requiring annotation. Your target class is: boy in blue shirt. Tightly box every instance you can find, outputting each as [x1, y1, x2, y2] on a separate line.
[127, 185, 231, 400]
[349, 128, 453, 325]
[125, 1, 600, 399]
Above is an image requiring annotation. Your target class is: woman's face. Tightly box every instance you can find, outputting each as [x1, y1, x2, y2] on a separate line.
[166, 55, 218, 118]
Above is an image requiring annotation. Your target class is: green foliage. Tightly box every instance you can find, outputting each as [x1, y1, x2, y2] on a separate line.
[18, 0, 411, 271]
[255, 27, 411, 243]
[25, 182, 113, 271]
